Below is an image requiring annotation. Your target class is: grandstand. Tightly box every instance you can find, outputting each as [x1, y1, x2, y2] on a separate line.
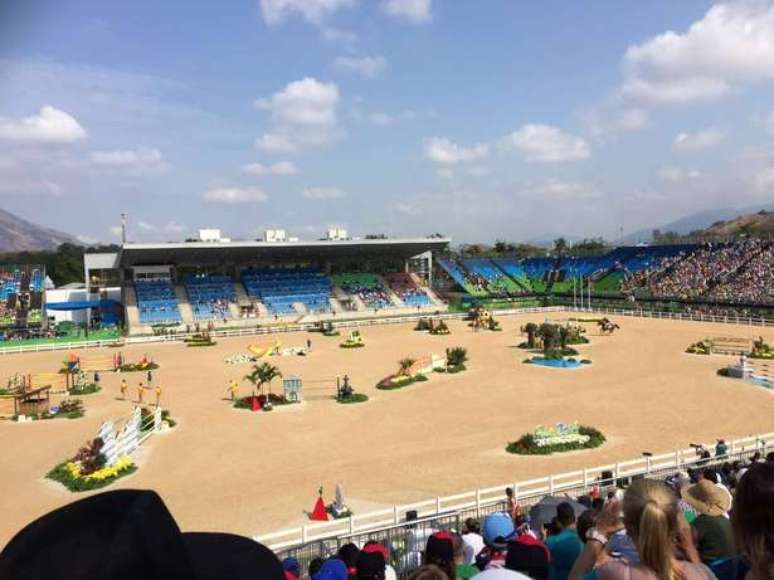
[84, 236, 450, 335]
[0, 265, 47, 339]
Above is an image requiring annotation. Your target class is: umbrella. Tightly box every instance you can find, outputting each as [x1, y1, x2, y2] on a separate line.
[528, 496, 587, 532]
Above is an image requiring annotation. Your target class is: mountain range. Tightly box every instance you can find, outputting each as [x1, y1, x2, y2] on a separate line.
[0, 208, 80, 252]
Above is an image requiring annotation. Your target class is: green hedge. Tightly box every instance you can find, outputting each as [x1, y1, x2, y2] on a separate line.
[335, 393, 369, 404]
[506, 426, 606, 455]
[376, 373, 428, 390]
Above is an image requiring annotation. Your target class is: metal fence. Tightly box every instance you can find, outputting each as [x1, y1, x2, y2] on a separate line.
[568, 306, 774, 327]
[258, 432, 774, 558]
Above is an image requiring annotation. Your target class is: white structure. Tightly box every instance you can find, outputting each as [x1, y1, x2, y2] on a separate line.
[44, 284, 121, 324]
[264, 229, 287, 242]
[198, 229, 230, 243]
[326, 227, 348, 241]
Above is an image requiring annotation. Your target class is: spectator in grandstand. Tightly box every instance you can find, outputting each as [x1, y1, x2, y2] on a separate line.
[338, 543, 360, 578]
[545, 502, 584, 580]
[505, 487, 521, 522]
[356, 543, 388, 580]
[702, 467, 733, 509]
[314, 558, 349, 580]
[423, 532, 456, 579]
[682, 479, 735, 565]
[476, 512, 516, 570]
[408, 564, 449, 580]
[461, 518, 486, 564]
[728, 462, 774, 580]
[571, 479, 711, 580]
[453, 532, 479, 579]
[505, 532, 550, 580]
[716, 439, 729, 458]
[282, 556, 301, 579]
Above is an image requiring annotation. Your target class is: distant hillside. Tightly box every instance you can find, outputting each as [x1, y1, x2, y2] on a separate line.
[700, 210, 774, 236]
[624, 202, 774, 243]
[0, 208, 79, 252]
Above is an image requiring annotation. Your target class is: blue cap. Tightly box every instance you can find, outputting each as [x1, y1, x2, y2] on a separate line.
[282, 556, 300, 578]
[482, 512, 516, 546]
[312, 559, 348, 580]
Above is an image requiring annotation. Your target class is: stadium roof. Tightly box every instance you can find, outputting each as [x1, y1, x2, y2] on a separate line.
[111, 237, 451, 268]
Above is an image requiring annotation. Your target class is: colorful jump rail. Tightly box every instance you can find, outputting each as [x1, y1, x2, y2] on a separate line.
[255, 431, 774, 551]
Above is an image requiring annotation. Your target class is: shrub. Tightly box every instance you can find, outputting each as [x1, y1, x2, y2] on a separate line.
[335, 393, 369, 404]
[580, 359, 592, 365]
[446, 346, 468, 368]
[70, 382, 100, 396]
[506, 426, 605, 455]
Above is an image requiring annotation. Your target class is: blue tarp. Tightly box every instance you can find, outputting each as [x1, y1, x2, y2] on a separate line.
[45, 300, 122, 311]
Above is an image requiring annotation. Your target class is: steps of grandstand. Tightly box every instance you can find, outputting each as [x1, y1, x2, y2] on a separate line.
[376, 275, 406, 308]
[328, 297, 343, 313]
[123, 286, 141, 329]
[410, 274, 446, 308]
[174, 285, 194, 323]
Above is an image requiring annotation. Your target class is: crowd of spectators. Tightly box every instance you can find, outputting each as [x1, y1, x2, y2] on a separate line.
[3, 450, 773, 579]
[621, 240, 774, 305]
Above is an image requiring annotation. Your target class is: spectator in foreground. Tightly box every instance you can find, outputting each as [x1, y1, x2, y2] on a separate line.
[545, 502, 583, 580]
[574, 479, 713, 580]
[682, 479, 735, 565]
[424, 532, 456, 579]
[476, 512, 516, 570]
[730, 462, 774, 580]
[461, 518, 485, 564]
[505, 532, 550, 579]
[338, 543, 360, 578]
[408, 564, 449, 580]
[313, 559, 348, 580]
[453, 532, 479, 579]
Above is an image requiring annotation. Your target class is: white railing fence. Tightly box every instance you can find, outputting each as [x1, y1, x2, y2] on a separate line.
[256, 431, 774, 551]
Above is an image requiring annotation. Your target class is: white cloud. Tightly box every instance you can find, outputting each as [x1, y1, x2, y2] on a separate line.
[620, 2, 774, 106]
[352, 109, 414, 126]
[202, 187, 268, 203]
[333, 55, 388, 78]
[394, 201, 423, 216]
[90, 148, 168, 173]
[523, 179, 602, 201]
[0, 179, 63, 197]
[254, 77, 341, 153]
[0, 106, 86, 143]
[672, 128, 727, 151]
[260, 0, 356, 26]
[467, 166, 489, 177]
[424, 137, 488, 164]
[381, 0, 432, 23]
[499, 124, 591, 163]
[582, 107, 649, 138]
[436, 168, 454, 180]
[138, 220, 155, 231]
[766, 111, 774, 136]
[658, 166, 705, 182]
[163, 220, 187, 234]
[242, 160, 298, 176]
[109, 225, 123, 237]
[303, 186, 345, 200]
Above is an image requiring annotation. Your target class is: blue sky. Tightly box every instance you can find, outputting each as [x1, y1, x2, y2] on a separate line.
[1, 0, 773, 244]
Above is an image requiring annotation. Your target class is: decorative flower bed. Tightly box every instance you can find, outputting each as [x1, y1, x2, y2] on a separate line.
[185, 333, 217, 347]
[507, 423, 605, 455]
[118, 359, 159, 372]
[233, 393, 295, 411]
[225, 354, 258, 365]
[335, 392, 369, 404]
[340, 331, 365, 349]
[376, 373, 428, 390]
[16, 398, 85, 421]
[686, 340, 711, 355]
[47, 438, 137, 492]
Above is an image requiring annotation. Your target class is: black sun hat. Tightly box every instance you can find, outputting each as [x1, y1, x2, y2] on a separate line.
[0, 489, 284, 580]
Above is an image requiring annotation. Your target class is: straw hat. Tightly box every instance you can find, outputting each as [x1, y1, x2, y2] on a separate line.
[681, 479, 731, 517]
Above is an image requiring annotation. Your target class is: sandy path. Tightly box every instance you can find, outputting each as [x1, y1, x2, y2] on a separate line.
[1, 312, 772, 547]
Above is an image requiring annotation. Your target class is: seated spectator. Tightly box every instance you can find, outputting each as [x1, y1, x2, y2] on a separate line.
[461, 518, 485, 564]
[682, 479, 735, 565]
[505, 532, 550, 579]
[314, 559, 348, 580]
[338, 543, 360, 578]
[476, 512, 516, 570]
[545, 502, 583, 580]
[729, 462, 774, 580]
[571, 480, 712, 580]
[453, 532, 479, 579]
[0, 489, 285, 580]
[423, 532, 456, 579]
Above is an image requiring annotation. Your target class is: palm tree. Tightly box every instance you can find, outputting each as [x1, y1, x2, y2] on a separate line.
[398, 358, 416, 376]
[524, 322, 538, 349]
[244, 362, 282, 404]
[446, 347, 468, 368]
[559, 326, 570, 350]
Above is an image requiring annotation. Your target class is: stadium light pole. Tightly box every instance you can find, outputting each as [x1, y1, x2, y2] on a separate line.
[121, 213, 127, 245]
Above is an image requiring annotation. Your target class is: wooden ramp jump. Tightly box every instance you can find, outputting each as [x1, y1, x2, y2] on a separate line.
[710, 337, 751, 355]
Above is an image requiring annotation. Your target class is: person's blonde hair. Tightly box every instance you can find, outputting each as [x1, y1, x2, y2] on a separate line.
[623, 479, 685, 580]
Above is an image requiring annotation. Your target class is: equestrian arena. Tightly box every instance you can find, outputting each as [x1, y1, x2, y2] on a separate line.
[1, 311, 773, 547]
